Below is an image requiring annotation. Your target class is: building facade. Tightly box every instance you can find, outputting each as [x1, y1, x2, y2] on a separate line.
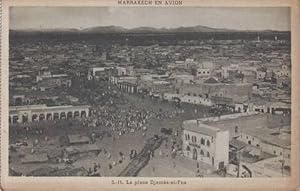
[182, 120, 229, 170]
[9, 104, 91, 124]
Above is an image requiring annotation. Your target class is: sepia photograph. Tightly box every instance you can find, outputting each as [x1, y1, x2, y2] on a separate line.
[7, 6, 293, 178]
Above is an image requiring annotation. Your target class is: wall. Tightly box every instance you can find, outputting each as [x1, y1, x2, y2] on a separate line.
[178, 83, 252, 103]
[238, 133, 261, 147]
[182, 129, 216, 167]
[215, 130, 230, 169]
[163, 93, 213, 106]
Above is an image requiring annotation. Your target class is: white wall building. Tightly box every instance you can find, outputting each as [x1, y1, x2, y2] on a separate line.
[163, 93, 213, 106]
[182, 120, 229, 170]
[196, 68, 211, 78]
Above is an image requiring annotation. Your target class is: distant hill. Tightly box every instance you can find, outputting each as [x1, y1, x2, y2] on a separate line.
[10, 25, 288, 34]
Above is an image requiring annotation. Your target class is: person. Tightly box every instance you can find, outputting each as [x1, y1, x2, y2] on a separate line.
[159, 150, 163, 156]
[88, 168, 92, 175]
[174, 130, 178, 137]
[93, 163, 98, 172]
[196, 169, 201, 177]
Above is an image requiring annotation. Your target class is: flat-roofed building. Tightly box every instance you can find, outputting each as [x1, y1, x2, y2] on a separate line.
[182, 120, 229, 170]
[200, 113, 291, 164]
[177, 79, 252, 104]
[9, 104, 91, 124]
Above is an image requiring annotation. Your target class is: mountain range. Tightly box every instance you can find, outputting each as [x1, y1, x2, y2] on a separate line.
[10, 25, 287, 34]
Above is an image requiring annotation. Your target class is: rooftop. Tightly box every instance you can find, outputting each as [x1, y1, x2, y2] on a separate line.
[182, 120, 223, 136]
[242, 127, 291, 149]
[200, 113, 291, 149]
[10, 104, 91, 114]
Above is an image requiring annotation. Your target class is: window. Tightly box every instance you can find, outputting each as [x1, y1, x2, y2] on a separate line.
[280, 152, 282, 155]
[192, 136, 196, 143]
[246, 136, 248, 139]
[207, 152, 210, 158]
[201, 138, 205, 145]
[187, 134, 190, 140]
[186, 146, 191, 151]
[193, 93, 197, 96]
[194, 136, 197, 143]
[288, 154, 290, 158]
[211, 137, 214, 143]
[252, 137, 254, 141]
[187, 93, 191, 96]
[235, 126, 239, 133]
[207, 140, 210, 147]
[273, 150, 276, 155]
[200, 150, 204, 155]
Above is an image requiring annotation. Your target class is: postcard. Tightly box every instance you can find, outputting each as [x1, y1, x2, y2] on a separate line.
[0, 0, 299, 190]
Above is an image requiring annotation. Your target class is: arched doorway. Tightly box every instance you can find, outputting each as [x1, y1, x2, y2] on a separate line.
[81, 111, 86, 118]
[46, 113, 52, 120]
[74, 111, 80, 119]
[238, 107, 241, 113]
[60, 112, 66, 119]
[53, 113, 59, 120]
[22, 114, 28, 123]
[193, 148, 198, 160]
[32, 114, 38, 121]
[39, 113, 45, 121]
[67, 112, 73, 119]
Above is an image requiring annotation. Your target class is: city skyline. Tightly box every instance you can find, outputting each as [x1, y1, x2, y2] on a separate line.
[10, 7, 290, 31]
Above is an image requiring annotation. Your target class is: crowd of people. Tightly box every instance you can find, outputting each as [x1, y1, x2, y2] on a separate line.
[9, 81, 204, 176]
[80, 83, 184, 141]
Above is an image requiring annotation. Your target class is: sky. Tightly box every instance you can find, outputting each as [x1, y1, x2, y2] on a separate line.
[10, 7, 290, 31]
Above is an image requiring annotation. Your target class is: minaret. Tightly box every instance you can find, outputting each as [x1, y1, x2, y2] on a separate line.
[257, 35, 260, 42]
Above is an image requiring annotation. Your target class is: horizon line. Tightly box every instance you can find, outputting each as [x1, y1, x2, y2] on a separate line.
[9, 24, 291, 32]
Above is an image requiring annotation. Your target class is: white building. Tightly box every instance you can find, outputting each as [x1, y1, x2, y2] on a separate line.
[87, 66, 113, 80]
[163, 93, 213, 106]
[196, 68, 211, 78]
[237, 127, 291, 162]
[182, 120, 229, 170]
